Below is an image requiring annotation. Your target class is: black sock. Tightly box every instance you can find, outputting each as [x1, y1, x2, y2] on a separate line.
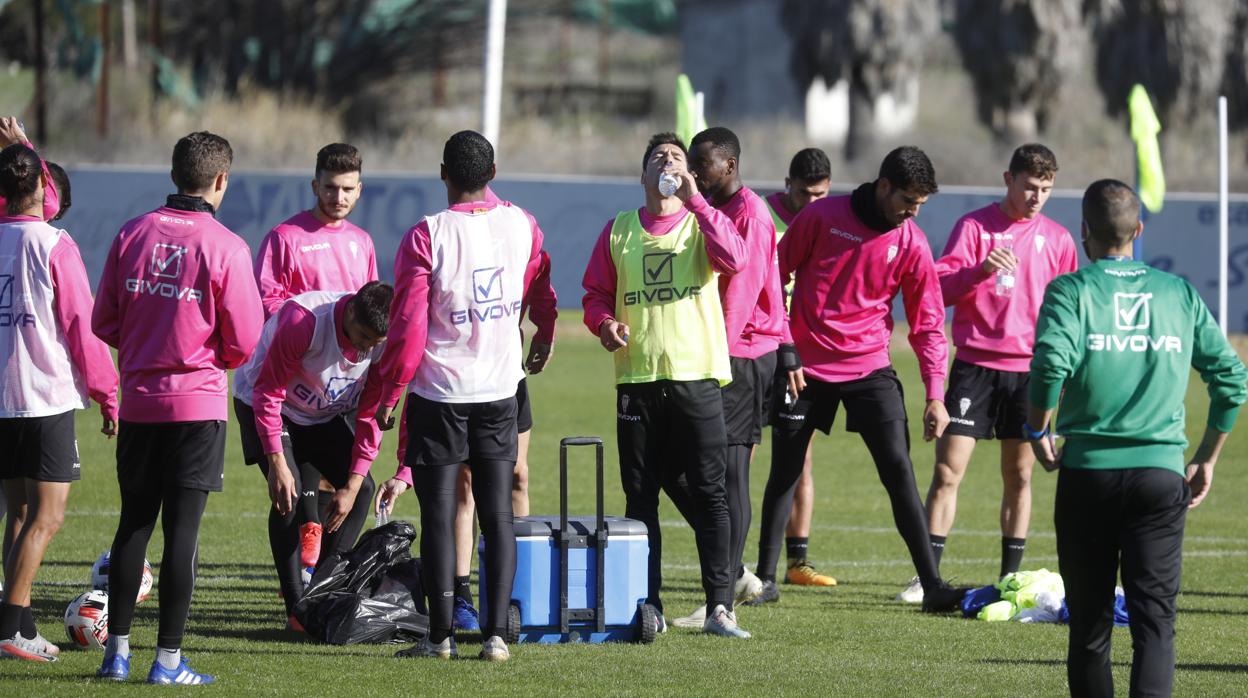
[316, 489, 335, 521]
[20, 607, 37, 639]
[785, 536, 809, 564]
[1001, 537, 1026, 577]
[0, 603, 23, 639]
[454, 575, 473, 605]
[929, 534, 947, 568]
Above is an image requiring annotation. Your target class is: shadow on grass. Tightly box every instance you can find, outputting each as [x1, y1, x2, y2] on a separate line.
[1181, 590, 1248, 600]
[978, 658, 1248, 674]
[1177, 607, 1248, 617]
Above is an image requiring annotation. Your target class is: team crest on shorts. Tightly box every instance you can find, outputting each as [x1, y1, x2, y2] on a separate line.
[958, 397, 971, 417]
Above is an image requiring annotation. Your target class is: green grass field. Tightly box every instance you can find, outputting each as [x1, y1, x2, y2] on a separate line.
[2, 314, 1245, 696]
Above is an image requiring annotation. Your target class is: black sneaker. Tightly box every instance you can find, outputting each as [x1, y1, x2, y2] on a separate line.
[742, 579, 779, 606]
[921, 582, 968, 613]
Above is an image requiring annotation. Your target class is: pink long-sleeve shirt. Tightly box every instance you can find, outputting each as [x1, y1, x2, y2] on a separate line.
[717, 186, 787, 358]
[348, 199, 545, 478]
[779, 194, 948, 401]
[934, 204, 1078, 372]
[765, 191, 798, 227]
[581, 193, 747, 336]
[254, 211, 378, 318]
[92, 205, 264, 422]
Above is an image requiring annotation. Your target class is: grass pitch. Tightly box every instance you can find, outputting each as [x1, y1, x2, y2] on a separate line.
[2, 314, 1245, 696]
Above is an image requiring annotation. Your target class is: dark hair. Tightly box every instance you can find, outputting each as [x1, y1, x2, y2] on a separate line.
[315, 143, 362, 178]
[1009, 143, 1058, 179]
[878, 146, 938, 196]
[442, 130, 494, 192]
[0, 144, 43, 215]
[690, 126, 741, 161]
[46, 161, 71, 221]
[642, 132, 686, 171]
[171, 131, 233, 193]
[1082, 179, 1140, 248]
[788, 147, 831, 182]
[350, 280, 394, 335]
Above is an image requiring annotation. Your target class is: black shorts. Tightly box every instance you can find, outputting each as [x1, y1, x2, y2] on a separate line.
[516, 377, 533, 434]
[403, 392, 518, 467]
[117, 419, 227, 493]
[772, 367, 909, 436]
[722, 351, 778, 445]
[943, 359, 1029, 440]
[234, 398, 356, 487]
[0, 411, 80, 482]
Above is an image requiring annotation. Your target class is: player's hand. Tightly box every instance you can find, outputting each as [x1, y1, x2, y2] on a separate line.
[922, 400, 949, 441]
[526, 341, 553, 374]
[0, 116, 27, 147]
[1185, 460, 1215, 508]
[101, 416, 117, 439]
[786, 368, 805, 398]
[1030, 434, 1062, 472]
[377, 477, 409, 514]
[376, 404, 396, 431]
[265, 454, 299, 516]
[982, 247, 1019, 275]
[674, 167, 699, 203]
[598, 318, 629, 352]
[325, 474, 364, 533]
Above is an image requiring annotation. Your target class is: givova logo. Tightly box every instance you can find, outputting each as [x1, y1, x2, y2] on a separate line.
[150, 243, 187, 279]
[1088, 292, 1181, 353]
[1114, 293, 1151, 330]
[0, 274, 36, 328]
[643, 253, 675, 286]
[451, 266, 521, 325]
[625, 252, 700, 306]
[126, 243, 203, 303]
[292, 377, 361, 412]
[473, 266, 505, 302]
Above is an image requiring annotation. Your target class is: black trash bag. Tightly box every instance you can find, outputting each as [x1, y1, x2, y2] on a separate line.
[293, 520, 429, 644]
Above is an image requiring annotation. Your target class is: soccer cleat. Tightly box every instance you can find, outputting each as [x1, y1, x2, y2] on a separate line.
[452, 597, 481, 632]
[735, 568, 765, 604]
[97, 652, 131, 681]
[671, 605, 706, 629]
[741, 579, 779, 606]
[146, 656, 215, 685]
[653, 610, 667, 635]
[395, 636, 457, 660]
[0, 632, 57, 662]
[285, 615, 305, 633]
[921, 582, 969, 614]
[784, 560, 838, 587]
[702, 605, 751, 639]
[32, 633, 60, 657]
[897, 576, 925, 603]
[479, 635, 509, 662]
[299, 522, 323, 568]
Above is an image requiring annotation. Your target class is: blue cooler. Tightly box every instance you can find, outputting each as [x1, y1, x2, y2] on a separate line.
[479, 437, 658, 643]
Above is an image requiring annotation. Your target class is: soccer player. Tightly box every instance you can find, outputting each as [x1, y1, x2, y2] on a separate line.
[254, 144, 378, 572]
[92, 132, 263, 684]
[761, 147, 837, 588]
[349, 131, 544, 661]
[0, 117, 60, 223]
[233, 283, 391, 628]
[1029, 180, 1246, 697]
[0, 144, 118, 661]
[44, 162, 71, 221]
[668, 126, 781, 627]
[898, 144, 1078, 604]
[753, 146, 965, 612]
[582, 132, 750, 638]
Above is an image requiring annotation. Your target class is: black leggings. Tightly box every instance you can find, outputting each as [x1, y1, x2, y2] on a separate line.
[665, 442, 753, 580]
[108, 485, 208, 649]
[297, 461, 323, 525]
[414, 460, 515, 642]
[758, 419, 940, 588]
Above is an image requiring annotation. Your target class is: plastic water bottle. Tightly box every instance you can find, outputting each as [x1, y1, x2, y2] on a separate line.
[994, 241, 1016, 297]
[375, 500, 389, 527]
[658, 165, 680, 197]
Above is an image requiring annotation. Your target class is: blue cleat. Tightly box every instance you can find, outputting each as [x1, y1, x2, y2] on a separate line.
[452, 596, 481, 632]
[96, 652, 131, 681]
[146, 656, 215, 685]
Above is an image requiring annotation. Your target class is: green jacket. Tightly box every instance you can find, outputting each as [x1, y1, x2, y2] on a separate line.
[1030, 259, 1247, 474]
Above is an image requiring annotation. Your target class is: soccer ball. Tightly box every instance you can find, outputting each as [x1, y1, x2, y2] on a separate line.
[90, 551, 154, 603]
[64, 590, 109, 649]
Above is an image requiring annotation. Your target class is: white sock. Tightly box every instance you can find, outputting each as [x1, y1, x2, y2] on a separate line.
[106, 634, 130, 658]
[157, 646, 181, 670]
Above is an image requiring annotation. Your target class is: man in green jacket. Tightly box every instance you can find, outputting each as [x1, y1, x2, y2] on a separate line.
[1027, 179, 1247, 698]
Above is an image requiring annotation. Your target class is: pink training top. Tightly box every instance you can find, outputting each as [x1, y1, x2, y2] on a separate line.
[765, 191, 798, 227]
[717, 186, 787, 359]
[92, 204, 264, 422]
[778, 194, 948, 401]
[348, 199, 545, 477]
[935, 204, 1078, 372]
[582, 192, 746, 335]
[0, 141, 61, 223]
[254, 211, 378, 318]
[524, 249, 557, 345]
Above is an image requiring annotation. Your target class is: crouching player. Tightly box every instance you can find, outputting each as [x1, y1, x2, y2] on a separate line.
[232, 283, 390, 628]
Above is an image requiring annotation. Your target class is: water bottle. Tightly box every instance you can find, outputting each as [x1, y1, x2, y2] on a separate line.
[658, 165, 681, 197]
[375, 499, 390, 527]
[994, 241, 1016, 297]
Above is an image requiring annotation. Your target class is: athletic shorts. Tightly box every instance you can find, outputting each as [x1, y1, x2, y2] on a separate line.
[516, 377, 533, 434]
[0, 411, 80, 482]
[943, 359, 1029, 440]
[722, 351, 778, 445]
[233, 399, 356, 487]
[117, 419, 227, 493]
[772, 367, 909, 437]
[403, 392, 518, 467]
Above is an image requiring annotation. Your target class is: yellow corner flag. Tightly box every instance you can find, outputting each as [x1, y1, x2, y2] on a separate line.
[676, 74, 706, 147]
[1129, 85, 1165, 213]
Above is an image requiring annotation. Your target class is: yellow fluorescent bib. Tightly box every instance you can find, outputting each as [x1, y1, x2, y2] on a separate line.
[609, 209, 731, 385]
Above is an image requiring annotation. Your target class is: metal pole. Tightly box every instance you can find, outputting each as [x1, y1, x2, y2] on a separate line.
[33, 0, 48, 144]
[1218, 96, 1229, 336]
[481, 0, 507, 153]
[97, 1, 111, 138]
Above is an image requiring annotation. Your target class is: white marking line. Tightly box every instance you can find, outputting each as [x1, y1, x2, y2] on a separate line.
[663, 549, 1246, 572]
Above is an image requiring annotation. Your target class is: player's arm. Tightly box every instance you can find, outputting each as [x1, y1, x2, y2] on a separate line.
[523, 249, 557, 373]
[49, 234, 119, 435]
[721, 213, 773, 345]
[1027, 278, 1083, 470]
[252, 303, 318, 515]
[776, 204, 818, 282]
[933, 218, 993, 306]
[582, 219, 628, 351]
[1185, 284, 1248, 506]
[899, 235, 950, 440]
[684, 189, 746, 275]
[91, 233, 124, 348]
[253, 231, 293, 319]
[216, 245, 264, 369]
[375, 408, 414, 515]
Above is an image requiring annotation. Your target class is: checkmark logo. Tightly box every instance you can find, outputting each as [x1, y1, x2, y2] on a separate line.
[643, 253, 675, 286]
[150, 244, 187, 279]
[472, 267, 506, 303]
[1114, 292, 1152, 330]
[325, 377, 359, 402]
[0, 275, 12, 309]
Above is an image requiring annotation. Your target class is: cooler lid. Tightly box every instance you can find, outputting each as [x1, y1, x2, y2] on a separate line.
[514, 515, 648, 538]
